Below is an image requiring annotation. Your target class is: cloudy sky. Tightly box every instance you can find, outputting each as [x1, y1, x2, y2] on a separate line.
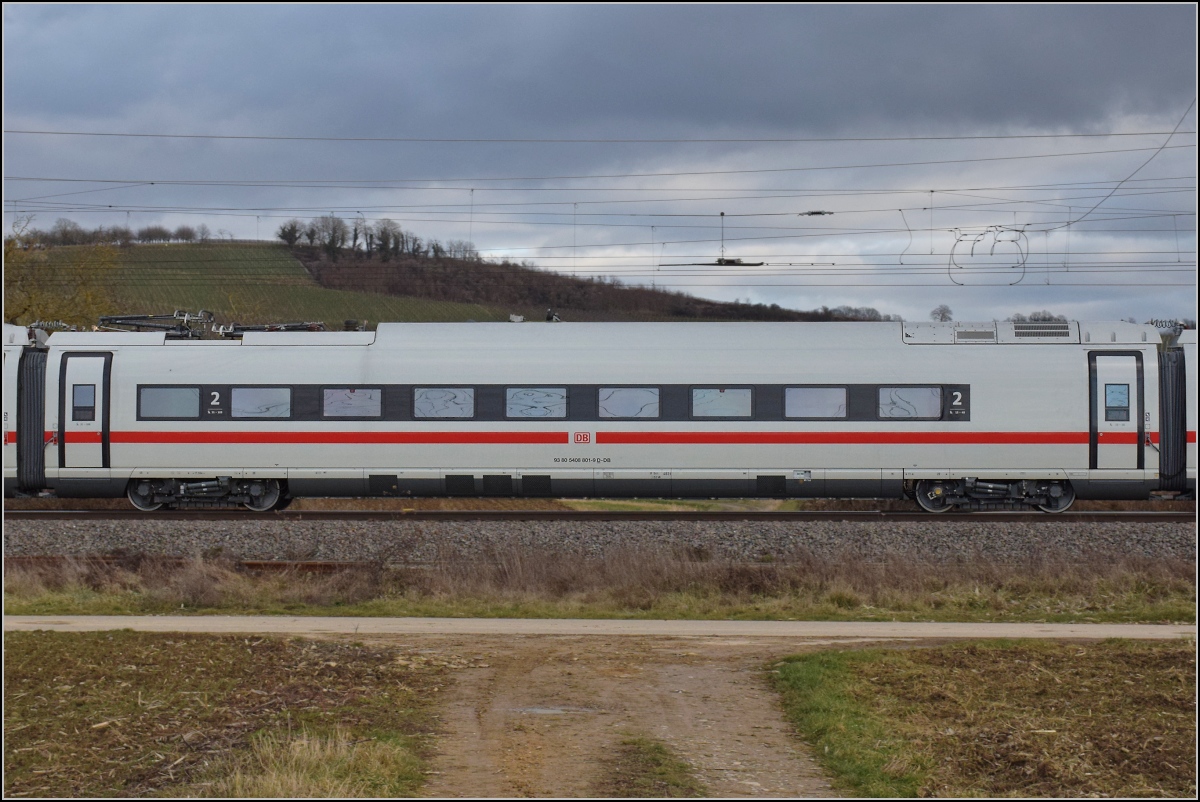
[4, 5, 1196, 323]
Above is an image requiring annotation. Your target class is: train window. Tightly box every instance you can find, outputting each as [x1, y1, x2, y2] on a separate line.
[506, 388, 567, 418]
[785, 387, 847, 419]
[323, 388, 382, 417]
[139, 387, 200, 419]
[1105, 383, 1130, 421]
[599, 387, 660, 418]
[413, 387, 475, 418]
[231, 387, 292, 418]
[72, 384, 96, 421]
[878, 387, 942, 419]
[692, 388, 752, 418]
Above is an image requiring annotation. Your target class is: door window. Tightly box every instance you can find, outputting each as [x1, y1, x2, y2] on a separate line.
[72, 384, 96, 421]
[1104, 383, 1130, 421]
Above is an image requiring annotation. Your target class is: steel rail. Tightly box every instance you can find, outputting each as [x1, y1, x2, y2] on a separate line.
[3, 509, 1194, 523]
[4, 555, 371, 574]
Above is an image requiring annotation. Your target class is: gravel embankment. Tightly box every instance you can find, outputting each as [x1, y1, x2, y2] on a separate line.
[3, 519, 1195, 563]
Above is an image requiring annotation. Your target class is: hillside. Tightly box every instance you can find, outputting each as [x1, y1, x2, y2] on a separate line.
[11, 243, 518, 328]
[294, 247, 827, 323]
[7, 240, 896, 330]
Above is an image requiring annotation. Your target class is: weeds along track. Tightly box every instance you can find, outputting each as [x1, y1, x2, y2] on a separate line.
[4, 509, 1194, 523]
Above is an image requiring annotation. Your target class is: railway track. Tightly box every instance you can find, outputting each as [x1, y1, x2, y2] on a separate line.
[4, 555, 370, 574]
[3, 509, 1194, 523]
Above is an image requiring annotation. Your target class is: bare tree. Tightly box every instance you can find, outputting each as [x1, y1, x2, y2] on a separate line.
[446, 239, 478, 260]
[312, 214, 349, 259]
[50, 218, 87, 246]
[373, 219, 402, 262]
[930, 304, 953, 322]
[137, 225, 172, 243]
[196, 224, 212, 243]
[174, 225, 196, 243]
[1009, 310, 1067, 322]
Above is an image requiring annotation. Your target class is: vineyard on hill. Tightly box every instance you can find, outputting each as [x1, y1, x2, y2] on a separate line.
[6, 231, 899, 330]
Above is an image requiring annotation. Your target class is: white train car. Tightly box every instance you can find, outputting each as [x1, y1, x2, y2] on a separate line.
[3, 320, 1195, 511]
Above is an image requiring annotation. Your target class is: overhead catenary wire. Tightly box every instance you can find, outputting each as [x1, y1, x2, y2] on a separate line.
[4, 144, 1195, 187]
[6, 128, 1196, 143]
[1035, 98, 1197, 233]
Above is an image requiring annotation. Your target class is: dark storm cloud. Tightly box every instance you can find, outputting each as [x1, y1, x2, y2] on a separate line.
[5, 6, 1193, 136]
[456, 5, 1195, 134]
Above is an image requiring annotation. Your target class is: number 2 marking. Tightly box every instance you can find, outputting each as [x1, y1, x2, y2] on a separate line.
[210, 391, 221, 406]
[952, 391, 963, 406]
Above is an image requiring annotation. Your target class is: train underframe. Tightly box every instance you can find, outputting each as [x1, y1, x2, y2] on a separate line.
[113, 474, 1085, 513]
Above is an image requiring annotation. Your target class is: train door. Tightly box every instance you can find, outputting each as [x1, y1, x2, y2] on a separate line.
[1089, 352, 1144, 470]
[59, 352, 112, 469]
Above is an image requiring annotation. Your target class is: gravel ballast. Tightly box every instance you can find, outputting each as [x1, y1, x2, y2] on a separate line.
[4, 519, 1195, 563]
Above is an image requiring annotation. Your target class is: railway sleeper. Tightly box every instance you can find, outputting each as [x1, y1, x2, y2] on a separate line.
[911, 478, 1075, 513]
[127, 477, 286, 512]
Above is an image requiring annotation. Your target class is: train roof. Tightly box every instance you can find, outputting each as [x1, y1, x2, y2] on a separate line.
[24, 319, 1169, 348]
[3, 323, 32, 346]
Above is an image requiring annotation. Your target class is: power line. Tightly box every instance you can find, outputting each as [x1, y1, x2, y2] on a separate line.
[7, 174, 1193, 193]
[6, 129, 1196, 144]
[13, 187, 1193, 220]
[1046, 98, 1197, 232]
[4, 144, 1194, 185]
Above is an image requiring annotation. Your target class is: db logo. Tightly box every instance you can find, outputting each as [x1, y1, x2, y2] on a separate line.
[573, 432, 591, 444]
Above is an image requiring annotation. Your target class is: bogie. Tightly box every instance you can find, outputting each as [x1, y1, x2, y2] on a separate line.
[123, 477, 286, 512]
[909, 478, 1077, 513]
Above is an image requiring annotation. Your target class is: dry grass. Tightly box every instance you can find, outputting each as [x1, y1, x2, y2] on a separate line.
[175, 728, 424, 798]
[774, 639, 1197, 797]
[3, 631, 440, 798]
[4, 547, 1194, 623]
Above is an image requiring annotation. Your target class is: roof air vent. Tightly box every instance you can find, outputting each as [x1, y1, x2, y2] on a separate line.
[1013, 322, 1071, 338]
[955, 329, 996, 342]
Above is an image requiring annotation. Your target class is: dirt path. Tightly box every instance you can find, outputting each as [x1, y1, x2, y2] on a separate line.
[6, 616, 1194, 639]
[7, 618, 1193, 797]
[362, 634, 887, 798]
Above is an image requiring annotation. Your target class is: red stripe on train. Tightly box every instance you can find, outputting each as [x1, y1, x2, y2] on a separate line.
[596, 431, 1096, 445]
[105, 431, 570, 445]
[33, 429, 1199, 446]
[61, 431, 103, 444]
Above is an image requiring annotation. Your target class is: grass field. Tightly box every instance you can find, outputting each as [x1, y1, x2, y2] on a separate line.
[773, 639, 1196, 798]
[3, 631, 440, 798]
[41, 242, 513, 326]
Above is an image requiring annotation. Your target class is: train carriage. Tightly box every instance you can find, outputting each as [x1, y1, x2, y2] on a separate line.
[3, 320, 1195, 512]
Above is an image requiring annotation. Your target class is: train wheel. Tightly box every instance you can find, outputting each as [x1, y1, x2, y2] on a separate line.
[1037, 483, 1076, 513]
[127, 481, 163, 512]
[244, 479, 283, 512]
[914, 480, 954, 513]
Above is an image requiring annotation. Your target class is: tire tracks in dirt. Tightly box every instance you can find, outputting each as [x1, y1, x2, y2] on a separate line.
[395, 635, 870, 798]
